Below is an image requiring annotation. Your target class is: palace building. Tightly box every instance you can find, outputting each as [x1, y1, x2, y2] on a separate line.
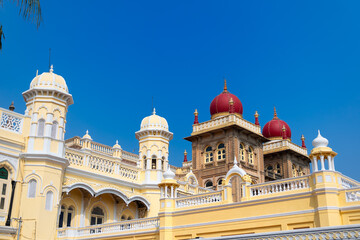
[0, 67, 359, 240]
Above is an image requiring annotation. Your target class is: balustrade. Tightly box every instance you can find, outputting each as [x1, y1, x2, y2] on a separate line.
[176, 191, 222, 208]
[0, 111, 23, 133]
[345, 188, 360, 202]
[263, 140, 307, 156]
[250, 176, 309, 197]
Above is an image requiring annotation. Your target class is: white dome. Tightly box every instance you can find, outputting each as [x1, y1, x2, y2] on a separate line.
[30, 66, 68, 93]
[163, 166, 175, 180]
[312, 130, 329, 148]
[140, 108, 169, 131]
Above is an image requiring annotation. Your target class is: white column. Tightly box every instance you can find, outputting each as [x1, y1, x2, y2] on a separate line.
[164, 186, 168, 199]
[320, 155, 325, 170]
[45, 113, 53, 137]
[332, 156, 336, 171]
[328, 156, 333, 171]
[171, 186, 174, 198]
[160, 187, 164, 198]
[80, 196, 85, 227]
[59, 117, 65, 140]
[313, 156, 318, 172]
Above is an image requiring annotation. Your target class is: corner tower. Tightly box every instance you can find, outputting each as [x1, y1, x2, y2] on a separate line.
[136, 109, 173, 184]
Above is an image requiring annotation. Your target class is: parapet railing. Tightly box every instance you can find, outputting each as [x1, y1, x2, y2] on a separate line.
[57, 217, 159, 238]
[65, 148, 139, 181]
[65, 136, 139, 164]
[175, 191, 223, 208]
[0, 108, 24, 134]
[177, 181, 212, 195]
[192, 114, 261, 135]
[263, 140, 308, 156]
[249, 175, 310, 197]
[338, 173, 360, 189]
[345, 187, 360, 202]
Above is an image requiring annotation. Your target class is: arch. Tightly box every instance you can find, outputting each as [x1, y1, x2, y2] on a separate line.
[28, 179, 37, 198]
[51, 121, 58, 139]
[95, 188, 128, 203]
[53, 107, 63, 116]
[224, 159, 247, 185]
[217, 177, 224, 186]
[204, 146, 213, 163]
[63, 183, 95, 196]
[217, 143, 226, 161]
[36, 105, 49, 112]
[205, 180, 213, 188]
[42, 184, 58, 198]
[185, 171, 198, 185]
[37, 119, 45, 137]
[128, 195, 151, 210]
[248, 146, 254, 164]
[0, 161, 15, 179]
[90, 205, 106, 225]
[24, 173, 43, 193]
[239, 143, 245, 162]
[45, 190, 54, 210]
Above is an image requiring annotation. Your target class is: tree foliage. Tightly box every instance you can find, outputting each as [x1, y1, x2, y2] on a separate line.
[0, 0, 42, 50]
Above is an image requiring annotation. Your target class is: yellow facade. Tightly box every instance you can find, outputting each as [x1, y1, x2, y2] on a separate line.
[0, 68, 359, 240]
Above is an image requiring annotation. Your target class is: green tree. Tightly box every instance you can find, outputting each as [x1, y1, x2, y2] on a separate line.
[0, 0, 42, 50]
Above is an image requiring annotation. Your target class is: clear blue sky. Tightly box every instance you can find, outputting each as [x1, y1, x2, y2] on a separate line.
[0, 1, 359, 178]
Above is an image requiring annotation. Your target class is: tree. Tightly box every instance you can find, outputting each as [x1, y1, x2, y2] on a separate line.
[0, 0, 42, 50]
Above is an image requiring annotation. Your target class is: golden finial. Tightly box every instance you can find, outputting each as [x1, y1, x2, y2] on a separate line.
[274, 106, 278, 119]
[229, 97, 234, 105]
[254, 111, 259, 117]
[194, 109, 198, 116]
[301, 134, 305, 141]
[223, 78, 228, 92]
[36, 69, 38, 76]
[184, 150, 187, 155]
[282, 125, 286, 132]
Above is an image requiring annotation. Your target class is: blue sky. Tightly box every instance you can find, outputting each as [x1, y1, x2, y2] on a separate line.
[0, 1, 359, 178]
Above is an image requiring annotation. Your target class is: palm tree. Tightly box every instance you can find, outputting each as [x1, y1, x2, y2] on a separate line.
[0, 0, 42, 50]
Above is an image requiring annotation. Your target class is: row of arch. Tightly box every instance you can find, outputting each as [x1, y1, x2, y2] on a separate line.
[204, 143, 255, 164]
[142, 155, 165, 170]
[37, 119, 60, 139]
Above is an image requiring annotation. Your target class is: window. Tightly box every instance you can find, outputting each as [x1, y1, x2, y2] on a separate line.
[37, 119, 45, 137]
[217, 178, 224, 186]
[205, 147, 213, 163]
[266, 165, 273, 171]
[58, 206, 65, 228]
[151, 156, 157, 170]
[239, 144, 245, 161]
[127, 216, 132, 220]
[0, 168, 8, 180]
[28, 179, 37, 198]
[45, 191, 53, 210]
[67, 207, 74, 227]
[217, 143, 226, 161]
[276, 163, 281, 174]
[91, 207, 105, 225]
[143, 156, 147, 169]
[162, 157, 165, 171]
[0, 168, 10, 212]
[121, 215, 126, 221]
[51, 121, 58, 139]
[205, 180, 213, 188]
[292, 164, 297, 177]
[248, 147, 254, 164]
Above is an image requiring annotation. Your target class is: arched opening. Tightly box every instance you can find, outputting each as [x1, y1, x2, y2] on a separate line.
[143, 156, 147, 169]
[28, 179, 37, 198]
[248, 147, 254, 164]
[37, 119, 45, 137]
[239, 143, 245, 162]
[161, 157, 165, 171]
[151, 155, 157, 170]
[205, 146, 213, 163]
[58, 205, 75, 228]
[205, 180, 213, 188]
[275, 163, 281, 174]
[0, 167, 9, 210]
[91, 206, 105, 225]
[229, 175, 242, 202]
[51, 121, 58, 139]
[217, 143, 226, 161]
[45, 191, 53, 211]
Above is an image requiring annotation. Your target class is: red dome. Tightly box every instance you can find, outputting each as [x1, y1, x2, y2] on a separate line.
[210, 80, 243, 117]
[262, 108, 291, 139]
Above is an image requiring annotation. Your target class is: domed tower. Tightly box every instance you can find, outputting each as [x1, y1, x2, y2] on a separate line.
[185, 80, 267, 189]
[262, 108, 310, 181]
[309, 130, 337, 172]
[19, 66, 73, 239]
[135, 109, 173, 184]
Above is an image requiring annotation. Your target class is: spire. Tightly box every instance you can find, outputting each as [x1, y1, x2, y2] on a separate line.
[193, 109, 199, 124]
[183, 150, 188, 162]
[273, 106, 278, 119]
[50, 64, 54, 73]
[36, 69, 38, 76]
[223, 78, 228, 92]
[229, 98, 234, 113]
[9, 101, 15, 111]
[152, 108, 156, 115]
[301, 134, 306, 148]
[282, 125, 287, 139]
[254, 111, 259, 126]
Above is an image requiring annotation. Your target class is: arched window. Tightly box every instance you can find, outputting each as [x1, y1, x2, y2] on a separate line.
[151, 156, 157, 170]
[58, 205, 65, 228]
[121, 215, 126, 221]
[239, 144, 245, 161]
[205, 147, 213, 163]
[58, 205, 75, 228]
[275, 163, 281, 174]
[67, 207, 74, 227]
[162, 157, 165, 171]
[217, 178, 224, 186]
[91, 207, 105, 225]
[127, 216, 132, 220]
[266, 165, 273, 171]
[45, 191, 53, 210]
[205, 180, 213, 188]
[28, 179, 37, 198]
[217, 143, 226, 161]
[0, 167, 9, 210]
[37, 119, 45, 137]
[143, 156, 147, 169]
[51, 121, 58, 139]
[248, 147, 254, 164]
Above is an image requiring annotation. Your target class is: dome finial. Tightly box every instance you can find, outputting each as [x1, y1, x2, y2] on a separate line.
[9, 101, 15, 111]
[223, 78, 228, 92]
[273, 106, 278, 119]
[312, 130, 329, 148]
[50, 65, 54, 73]
[193, 109, 199, 124]
[152, 108, 156, 115]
